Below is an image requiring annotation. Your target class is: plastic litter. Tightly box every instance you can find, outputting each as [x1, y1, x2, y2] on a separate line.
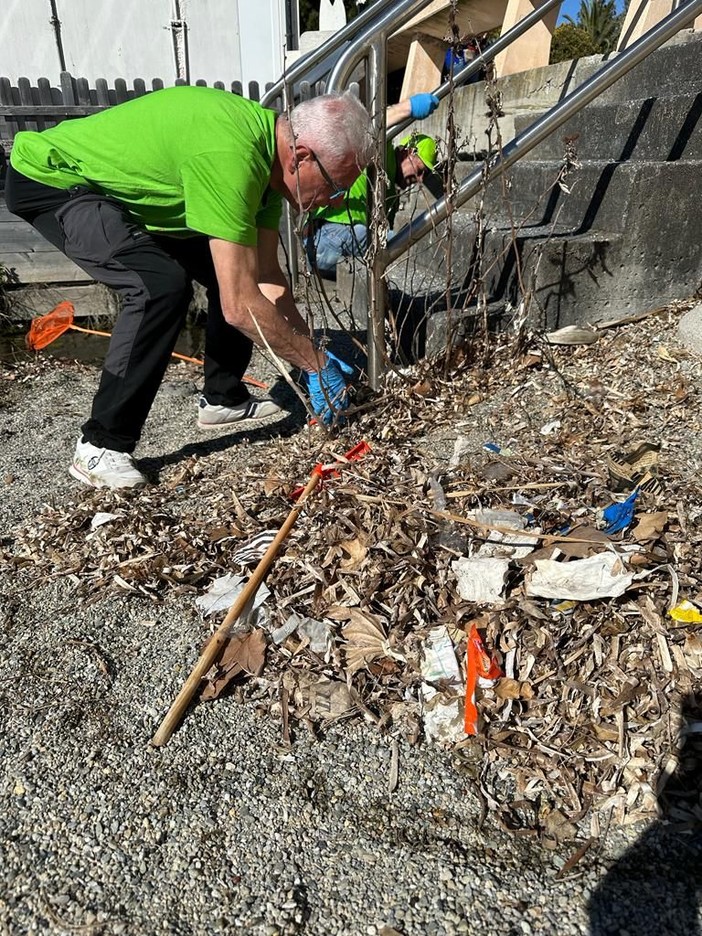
[526, 552, 634, 601]
[297, 617, 333, 655]
[231, 529, 277, 566]
[602, 489, 639, 535]
[427, 473, 447, 510]
[453, 509, 539, 604]
[195, 572, 270, 619]
[464, 625, 503, 735]
[420, 625, 465, 744]
[453, 556, 510, 604]
[450, 436, 472, 467]
[606, 441, 661, 493]
[271, 614, 302, 645]
[269, 612, 332, 653]
[90, 511, 120, 529]
[473, 509, 540, 560]
[289, 440, 371, 500]
[540, 420, 562, 435]
[545, 324, 598, 345]
[668, 600, 702, 625]
[483, 441, 516, 456]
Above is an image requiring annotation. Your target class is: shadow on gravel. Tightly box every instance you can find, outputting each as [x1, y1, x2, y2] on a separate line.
[137, 373, 343, 478]
[140, 409, 305, 478]
[588, 694, 702, 935]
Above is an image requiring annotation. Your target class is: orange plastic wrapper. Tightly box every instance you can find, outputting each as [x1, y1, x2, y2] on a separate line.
[464, 624, 503, 735]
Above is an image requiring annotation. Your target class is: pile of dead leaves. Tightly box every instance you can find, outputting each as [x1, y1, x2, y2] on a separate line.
[4, 301, 702, 846]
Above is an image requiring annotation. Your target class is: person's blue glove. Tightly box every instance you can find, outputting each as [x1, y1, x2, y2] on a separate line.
[409, 93, 440, 120]
[305, 352, 354, 425]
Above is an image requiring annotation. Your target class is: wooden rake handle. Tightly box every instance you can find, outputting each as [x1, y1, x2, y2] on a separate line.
[150, 467, 323, 747]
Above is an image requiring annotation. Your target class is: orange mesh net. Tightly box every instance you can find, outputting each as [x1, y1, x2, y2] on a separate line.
[25, 300, 268, 388]
[26, 301, 77, 350]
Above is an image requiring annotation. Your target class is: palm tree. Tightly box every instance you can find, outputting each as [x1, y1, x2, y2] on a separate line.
[565, 0, 621, 53]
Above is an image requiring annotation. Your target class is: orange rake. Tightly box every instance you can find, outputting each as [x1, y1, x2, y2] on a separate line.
[27, 301, 268, 389]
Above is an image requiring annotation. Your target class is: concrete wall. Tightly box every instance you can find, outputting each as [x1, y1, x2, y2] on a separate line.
[382, 28, 702, 350]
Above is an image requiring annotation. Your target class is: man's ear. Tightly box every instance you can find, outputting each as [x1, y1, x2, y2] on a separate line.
[291, 143, 313, 172]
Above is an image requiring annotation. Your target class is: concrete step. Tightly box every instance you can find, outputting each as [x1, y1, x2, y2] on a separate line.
[513, 94, 702, 163]
[387, 155, 701, 343]
[449, 158, 702, 236]
[596, 32, 702, 104]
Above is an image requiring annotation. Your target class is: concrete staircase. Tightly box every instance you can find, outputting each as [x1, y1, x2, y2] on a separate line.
[385, 28, 702, 357]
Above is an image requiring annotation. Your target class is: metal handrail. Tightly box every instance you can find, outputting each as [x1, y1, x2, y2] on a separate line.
[325, 0, 567, 385]
[263, 0, 443, 285]
[369, 0, 701, 386]
[259, 0, 407, 284]
[387, 0, 564, 143]
[267, 0, 701, 387]
[387, 0, 702, 262]
[264, 0, 562, 295]
[260, 0, 399, 109]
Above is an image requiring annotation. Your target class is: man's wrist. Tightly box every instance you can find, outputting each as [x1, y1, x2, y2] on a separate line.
[304, 348, 329, 374]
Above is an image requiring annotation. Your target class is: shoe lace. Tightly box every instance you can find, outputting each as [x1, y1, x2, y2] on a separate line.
[103, 449, 136, 469]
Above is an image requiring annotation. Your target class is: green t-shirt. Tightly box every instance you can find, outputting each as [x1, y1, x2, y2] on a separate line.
[10, 86, 281, 246]
[315, 144, 398, 228]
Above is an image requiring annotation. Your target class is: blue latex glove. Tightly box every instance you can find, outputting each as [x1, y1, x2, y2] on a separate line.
[603, 489, 639, 535]
[409, 93, 440, 120]
[306, 353, 354, 425]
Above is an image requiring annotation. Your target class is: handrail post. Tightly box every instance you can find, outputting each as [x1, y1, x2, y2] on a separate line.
[368, 250, 389, 388]
[280, 76, 300, 288]
[367, 39, 388, 388]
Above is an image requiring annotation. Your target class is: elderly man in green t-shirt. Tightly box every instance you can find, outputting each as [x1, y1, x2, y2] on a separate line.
[305, 93, 439, 279]
[5, 87, 373, 488]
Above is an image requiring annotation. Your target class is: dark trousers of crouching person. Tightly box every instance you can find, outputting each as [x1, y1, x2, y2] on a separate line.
[5, 164, 254, 454]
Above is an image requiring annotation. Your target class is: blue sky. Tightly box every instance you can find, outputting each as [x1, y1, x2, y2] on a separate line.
[557, 0, 625, 24]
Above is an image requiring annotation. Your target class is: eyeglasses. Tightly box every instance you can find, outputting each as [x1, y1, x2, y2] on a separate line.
[310, 150, 347, 202]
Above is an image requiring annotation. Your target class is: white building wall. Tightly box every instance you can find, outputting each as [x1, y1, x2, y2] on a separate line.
[3, 0, 61, 81]
[0, 0, 287, 90]
[57, 0, 175, 83]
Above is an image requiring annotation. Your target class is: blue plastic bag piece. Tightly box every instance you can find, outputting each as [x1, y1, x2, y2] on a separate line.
[483, 442, 501, 453]
[603, 489, 639, 534]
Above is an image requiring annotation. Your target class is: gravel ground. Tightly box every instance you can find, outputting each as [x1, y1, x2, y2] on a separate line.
[1, 313, 701, 935]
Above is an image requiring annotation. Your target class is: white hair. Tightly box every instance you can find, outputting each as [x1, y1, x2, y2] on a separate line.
[289, 92, 374, 170]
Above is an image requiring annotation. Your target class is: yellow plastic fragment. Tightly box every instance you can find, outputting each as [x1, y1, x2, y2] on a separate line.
[668, 600, 702, 624]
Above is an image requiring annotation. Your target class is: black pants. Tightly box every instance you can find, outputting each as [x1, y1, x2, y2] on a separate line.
[5, 165, 253, 452]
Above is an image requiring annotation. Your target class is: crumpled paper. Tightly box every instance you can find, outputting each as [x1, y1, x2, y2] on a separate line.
[195, 573, 270, 621]
[420, 625, 465, 744]
[525, 552, 633, 601]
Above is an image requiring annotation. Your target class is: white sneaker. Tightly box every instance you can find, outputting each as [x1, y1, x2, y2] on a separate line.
[69, 438, 147, 489]
[197, 395, 281, 430]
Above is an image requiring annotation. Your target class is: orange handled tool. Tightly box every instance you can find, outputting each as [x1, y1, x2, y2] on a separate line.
[27, 301, 268, 389]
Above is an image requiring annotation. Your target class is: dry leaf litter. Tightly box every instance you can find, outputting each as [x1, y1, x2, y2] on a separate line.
[2, 299, 701, 848]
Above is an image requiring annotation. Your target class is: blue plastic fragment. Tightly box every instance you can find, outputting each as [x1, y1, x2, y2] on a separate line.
[483, 442, 501, 453]
[603, 489, 639, 534]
